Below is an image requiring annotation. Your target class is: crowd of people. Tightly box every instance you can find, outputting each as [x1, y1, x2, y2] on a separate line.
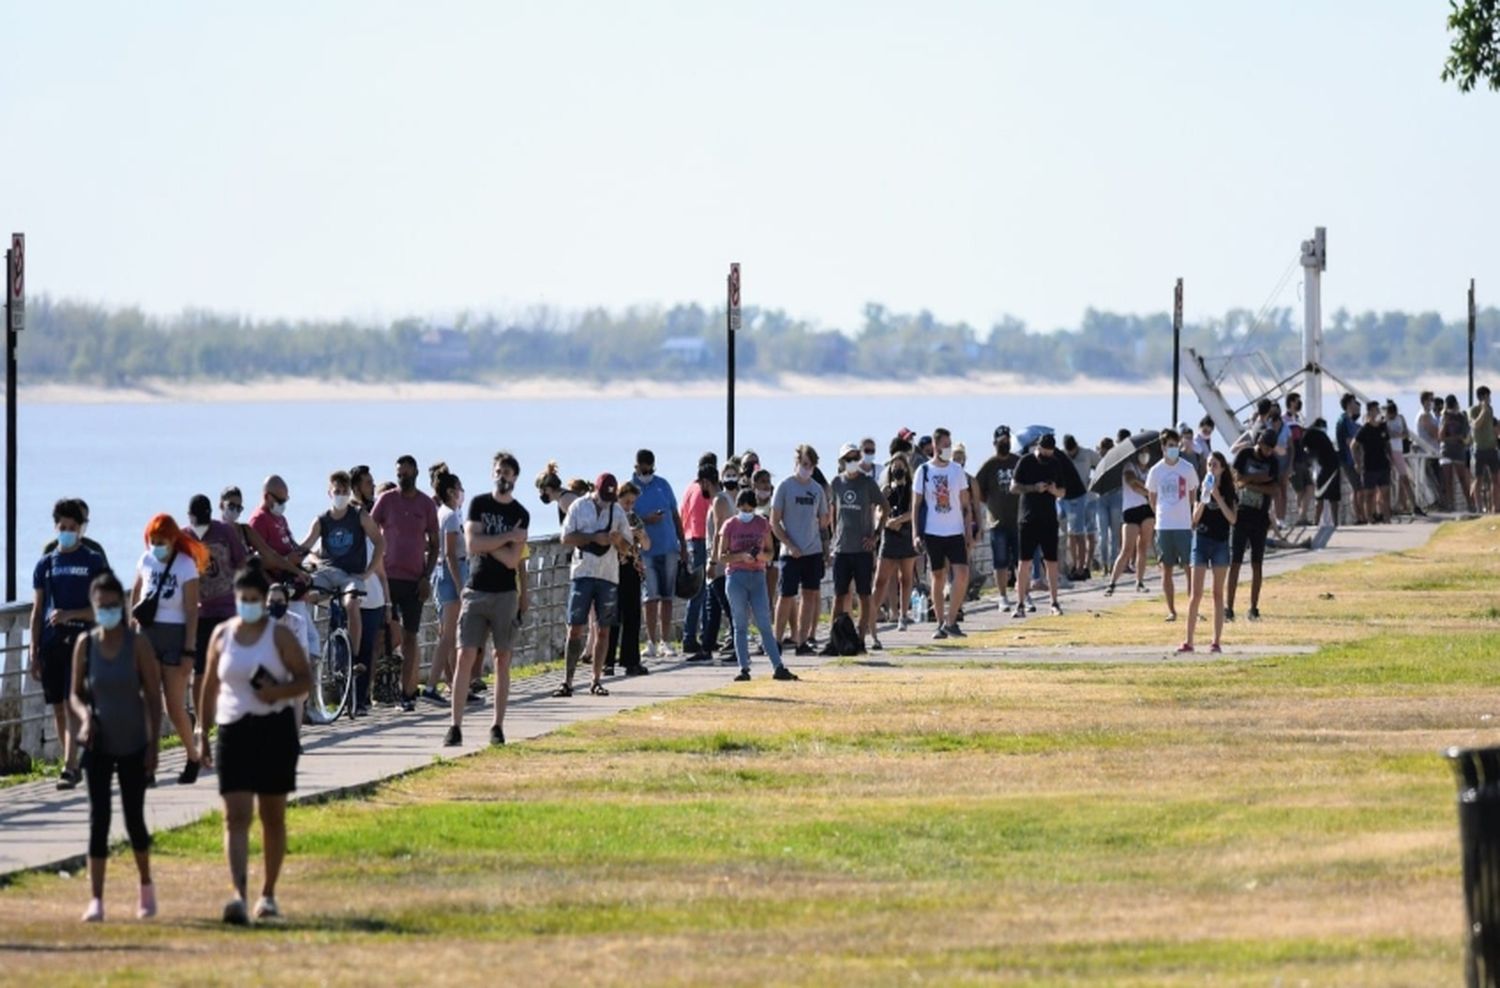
[22, 382, 1493, 924]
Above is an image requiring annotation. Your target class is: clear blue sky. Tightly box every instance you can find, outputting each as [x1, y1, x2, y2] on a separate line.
[1, 1, 1492, 333]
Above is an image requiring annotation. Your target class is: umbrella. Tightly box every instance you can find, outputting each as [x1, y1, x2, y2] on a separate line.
[1013, 424, 1054, 453]
[1300, 427, 1341, 498]
[1088, 430, 1163, 495]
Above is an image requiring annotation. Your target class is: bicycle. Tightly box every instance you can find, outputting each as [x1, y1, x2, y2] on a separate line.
[302, 584, 366, 724]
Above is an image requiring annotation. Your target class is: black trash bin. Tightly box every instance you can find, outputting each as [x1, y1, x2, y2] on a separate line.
[1447, 746, 1500, 987]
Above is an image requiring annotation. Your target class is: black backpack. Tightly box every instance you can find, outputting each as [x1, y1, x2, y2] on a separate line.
[822, 612, 866, 657]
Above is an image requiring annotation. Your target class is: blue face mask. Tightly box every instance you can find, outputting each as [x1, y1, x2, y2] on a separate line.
[56, 530, 80, 550]
[1164, 446, 1180, 462]
[237, 600, 265, 623]
[152, 544, 171, 562]
[94, 606, 123, 630]
[738, 511, 755, 524]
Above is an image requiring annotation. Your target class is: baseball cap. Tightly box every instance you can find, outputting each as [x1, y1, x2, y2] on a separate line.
[838, 442, 861, 463]
[1038, 434, 1057, 450]
[897, 427, 915, 442]
[993, 424, 1011, 441]
[918, 434, 932, 447]
[595, 472, 619, 501]
[1257, 428, 1278, 447]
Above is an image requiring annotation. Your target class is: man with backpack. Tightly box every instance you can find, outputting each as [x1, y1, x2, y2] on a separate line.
[829, 442, 888, 651]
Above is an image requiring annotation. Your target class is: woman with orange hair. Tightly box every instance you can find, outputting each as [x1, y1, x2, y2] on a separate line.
[130, 513, 210, 786]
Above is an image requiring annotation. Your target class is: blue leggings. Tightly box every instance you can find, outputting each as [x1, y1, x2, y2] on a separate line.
[725, 569, 785, 672]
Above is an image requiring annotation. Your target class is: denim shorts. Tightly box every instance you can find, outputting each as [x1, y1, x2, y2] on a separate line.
[988, 525, 1018, 571]
[433, 558, 471, 606]
[1062, 495, 1098, 534]
[1190, 533, 1230, 568]
[568, 576, 620, 626]
[642, 554, 678, 602]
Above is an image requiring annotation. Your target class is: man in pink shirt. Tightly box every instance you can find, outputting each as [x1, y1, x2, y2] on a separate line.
[372, 455, 440, 712]
[679, 455, 716, 658]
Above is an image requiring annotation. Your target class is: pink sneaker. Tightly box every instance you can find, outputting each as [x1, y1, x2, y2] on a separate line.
[138, 881, 157, 919]
[1176, 642, 1194, 654]
[1209, 642, 1223, 654]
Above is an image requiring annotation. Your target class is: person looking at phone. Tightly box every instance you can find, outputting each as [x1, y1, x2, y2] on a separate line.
[555, 473, 633, 698]
[631, 449, 689, 659]
[715, 487, 796, 681]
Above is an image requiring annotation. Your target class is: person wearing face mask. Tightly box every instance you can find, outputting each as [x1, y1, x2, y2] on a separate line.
[1009, 434, 1069, 617]
[30, 498, 109, 790]
[131, 513, 210, 786]
[41, 497, 110, 567]
[750, 468, 780, 611]
[874, 452, 919, 630]
[197, 559, 312, 925]
[1416, 391, 1444, 508]
[1226, 429, 1282, 622]
[913, 428, 975, 639]
[630, 449, 689, 660]
[1179, 452, 1238, 655]
[247, 476, 310, 591]
[605, 481, 651, 678]
[70, 570, 162, 923]
[296, 470, 385, 686]
[555, 473, 633, 698]
[422, 470, 466, 702]
[372, 455, 441, 712]
[1060, 435, 1101, 582]
[1145, 428, 1200, 623]
[831, 442, 889, 650]
[679, 460, 719, 659]
[1105, 442, 1155, 596]
[859, 437, 879, 477]
[976, 428, 1021, 611]
[187, 493, 246, 712]
[771, 444, 832, 656]
[688, 462, 739, 663]
[714, 488, 798, 682]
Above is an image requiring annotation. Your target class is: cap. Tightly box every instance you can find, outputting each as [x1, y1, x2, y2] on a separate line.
[1038, 434, 1057, 449]
[993, 424, 1011, 441]
[1257, 428, 1278, 447]
[838, 442, 860, 462]
[897, 427, 916, 442]
[918, 434, 932, 447]
[595, 472, 619, 500]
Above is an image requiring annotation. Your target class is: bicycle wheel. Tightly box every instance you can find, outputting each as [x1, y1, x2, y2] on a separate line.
[312, 630, 354, 723]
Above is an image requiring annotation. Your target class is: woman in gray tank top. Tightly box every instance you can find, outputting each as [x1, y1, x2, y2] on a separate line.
[68, 570, 163, 923]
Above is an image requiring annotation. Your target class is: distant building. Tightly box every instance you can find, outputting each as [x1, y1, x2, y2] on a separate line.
[411, 327, 469, 379]
[661, 336, 710, 368]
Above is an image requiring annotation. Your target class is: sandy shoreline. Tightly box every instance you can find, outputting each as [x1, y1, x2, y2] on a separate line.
[17, 372, 1467, 406]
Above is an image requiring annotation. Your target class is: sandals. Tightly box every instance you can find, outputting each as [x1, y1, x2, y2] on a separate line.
[551, 684, 573, 698]
[589, 681, 610, 697]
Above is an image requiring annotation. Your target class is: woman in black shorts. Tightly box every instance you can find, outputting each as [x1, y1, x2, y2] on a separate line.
[873, 454, 918, 631]
[1105, 454, 1154, 595]
[197, 560, 311, 926]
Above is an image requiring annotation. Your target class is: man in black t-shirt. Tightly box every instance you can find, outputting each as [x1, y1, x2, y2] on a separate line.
[1227, 430, 1281, 622]
[1009, 434, 1068, 617]
[1354, 400, 1391, 524]
[447, 451, 530, 748]
[975, 427, 1021, 609]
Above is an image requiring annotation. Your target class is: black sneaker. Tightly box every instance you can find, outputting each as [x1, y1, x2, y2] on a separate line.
[399, 694, 416, 713]
[1247, 608, 1261, 622]
[1224, 608, 1236, 623]
[55, 768, 80, 791]
[603, 665, 616, 677]
[420, 686, 443, 703]
[354, 701, 371, 717]
[1050, 601, 1063, 616]
[489, 726, 505, 746]
[733, 671, 751, 682]
[685, 652, 712, 662]
[443, 725, 462, 747]
[932, 626, 949, 640]
[625, 665, 651, 676]
[773, 667, 799, 682]
[178, 760, 201, 786]
[795, 642, 816, 656]
[470, 678, 489, 692]
[945, 624, 966, 638]
[1012, 606, 1026, 620]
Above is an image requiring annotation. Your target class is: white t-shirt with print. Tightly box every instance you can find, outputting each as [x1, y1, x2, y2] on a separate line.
[916, 460, 968, 538]
[563, 497, 632, 584]
[136, 551, 200, 625]
[1145, 458, 1200, 531]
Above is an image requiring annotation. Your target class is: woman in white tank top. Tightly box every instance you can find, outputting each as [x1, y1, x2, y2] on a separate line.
[196, 559, 311, 927]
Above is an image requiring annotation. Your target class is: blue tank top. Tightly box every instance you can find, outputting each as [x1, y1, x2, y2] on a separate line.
[319, 507, 368, 574]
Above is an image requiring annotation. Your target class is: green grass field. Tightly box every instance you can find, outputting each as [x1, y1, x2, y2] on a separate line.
[3, 519, 1497, 985]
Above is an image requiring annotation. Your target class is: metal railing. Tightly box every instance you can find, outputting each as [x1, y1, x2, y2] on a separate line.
[2, 535, 997, 766]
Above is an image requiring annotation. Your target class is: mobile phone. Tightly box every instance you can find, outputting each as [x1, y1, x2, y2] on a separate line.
[250, 665, 274, 690]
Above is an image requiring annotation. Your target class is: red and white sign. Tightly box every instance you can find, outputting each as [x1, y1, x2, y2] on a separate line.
[8, 233, 22, 332]
[727, 262, 741, 332]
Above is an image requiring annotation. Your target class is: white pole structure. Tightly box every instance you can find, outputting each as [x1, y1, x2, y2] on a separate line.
[1300, 226, 1327, 422]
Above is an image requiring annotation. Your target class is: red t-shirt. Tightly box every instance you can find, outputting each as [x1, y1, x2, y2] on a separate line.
[681, 484, 711, 541]
[248, 506, 298, 577]
[372, 489, 439, 581]
[718, 514, 770, 573]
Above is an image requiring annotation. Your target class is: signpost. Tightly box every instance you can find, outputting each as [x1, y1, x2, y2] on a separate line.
[1171, 277, 1183, 427]
[1469, 278, 1476, 408]
[726, 263, 740, 459]
[5, 233, 22, 601]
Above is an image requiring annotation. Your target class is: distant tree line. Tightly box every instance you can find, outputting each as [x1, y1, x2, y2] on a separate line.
[16, 296, 1498, 387]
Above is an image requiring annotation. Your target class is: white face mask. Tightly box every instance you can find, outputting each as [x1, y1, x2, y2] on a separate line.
[844, 461, 861, 478]
[797, 465, 813, 482]
[270, 500, 286, 517]
[1137, 452, 1151, 466]
[331, 493, 352, 511]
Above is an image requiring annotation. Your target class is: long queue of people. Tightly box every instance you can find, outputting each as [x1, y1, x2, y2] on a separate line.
[23, 385, 1495, 925]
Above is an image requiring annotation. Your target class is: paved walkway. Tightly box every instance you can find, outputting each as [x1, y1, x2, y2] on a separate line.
[0, 518, 1441, 877]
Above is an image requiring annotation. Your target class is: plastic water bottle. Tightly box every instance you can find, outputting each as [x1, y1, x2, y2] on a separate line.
[910, 589, 921, 615]
[1202, 472, 1215, 502]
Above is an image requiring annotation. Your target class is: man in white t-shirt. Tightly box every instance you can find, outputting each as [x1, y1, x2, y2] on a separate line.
[913, 427, 975, 640]
[556, 473, 633, 698]
[1145, 427, 1200, 622]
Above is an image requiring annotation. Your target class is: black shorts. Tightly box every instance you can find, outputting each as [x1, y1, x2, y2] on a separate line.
[217, 707, 300, 795]
[195, 617, 230, 677]
[1231, 509, 1271, 566]
[1476, 449, 1500, 474]
[1020, 520, 1060, 563]
[833, 552, 875, 597]
[923, 534, 968, 572]
[778, 554, 825, 598]
[1123, 504, 1153, 526]
[1364, 468, 1391, 489]
[40, 633, 81, 705]
[387, 578, 424, 633]
[1341, 463, 1365, 492]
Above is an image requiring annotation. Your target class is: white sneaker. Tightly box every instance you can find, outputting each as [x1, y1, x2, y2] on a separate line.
[81, 898, 104, 923]
[253, 895, 280, 921]
[659, 642, 676, 658]
[645, 641, 658, 659]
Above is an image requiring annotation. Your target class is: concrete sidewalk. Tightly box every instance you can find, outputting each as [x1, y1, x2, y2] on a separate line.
[0, 517, 1442, 877]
